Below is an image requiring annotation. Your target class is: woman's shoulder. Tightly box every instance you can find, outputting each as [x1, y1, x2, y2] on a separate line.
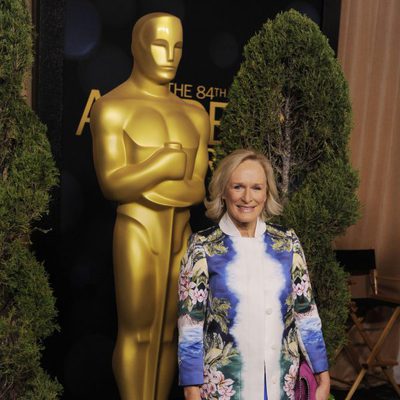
[264, 223, 303, 256]
[190, 224, 224, 244]
[265, 221, 295, 238]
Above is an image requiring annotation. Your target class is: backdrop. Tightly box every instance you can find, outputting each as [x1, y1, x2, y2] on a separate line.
[33, 1, 340, 398]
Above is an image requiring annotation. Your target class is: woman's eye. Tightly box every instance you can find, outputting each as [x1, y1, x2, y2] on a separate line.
[233, 185, 241, 190]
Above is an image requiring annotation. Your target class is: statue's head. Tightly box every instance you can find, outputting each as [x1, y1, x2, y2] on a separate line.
[132, 13, 183, 84]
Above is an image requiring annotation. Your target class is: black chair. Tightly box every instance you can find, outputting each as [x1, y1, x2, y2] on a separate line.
[333, 249, 400, 399]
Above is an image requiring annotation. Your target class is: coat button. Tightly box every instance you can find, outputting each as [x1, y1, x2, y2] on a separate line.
[265, 308, 272, 315]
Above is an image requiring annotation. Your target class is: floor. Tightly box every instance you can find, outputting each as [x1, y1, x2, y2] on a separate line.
[331, 385, 400, 400]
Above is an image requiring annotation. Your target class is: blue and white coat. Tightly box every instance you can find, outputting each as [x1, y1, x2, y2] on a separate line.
[178, 213, 328, 400]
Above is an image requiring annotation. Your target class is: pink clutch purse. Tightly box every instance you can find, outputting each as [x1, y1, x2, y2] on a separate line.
[295, 360, 318, 400]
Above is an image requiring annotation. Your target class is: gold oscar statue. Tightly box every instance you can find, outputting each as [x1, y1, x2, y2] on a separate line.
[90, 12, 209, 400]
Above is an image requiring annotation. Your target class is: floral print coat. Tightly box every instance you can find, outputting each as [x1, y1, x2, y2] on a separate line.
[178, 213, 328, 400]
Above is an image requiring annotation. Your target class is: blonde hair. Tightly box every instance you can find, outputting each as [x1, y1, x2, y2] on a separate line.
[205, 149, 282, 222]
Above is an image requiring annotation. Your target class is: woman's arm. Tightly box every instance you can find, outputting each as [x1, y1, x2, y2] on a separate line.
[177, 233, 209, 388]
[290, 230, 330, 396]
[183, 386, 201, 400]
[315, 371, 330, 400]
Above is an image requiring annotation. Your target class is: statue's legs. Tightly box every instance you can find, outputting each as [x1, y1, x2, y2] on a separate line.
[112, 212, 171, 400]
[156, 210, 191, 400]
[112, 208, 190, 400]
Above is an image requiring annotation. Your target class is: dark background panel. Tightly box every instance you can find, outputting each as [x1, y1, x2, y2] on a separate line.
[34, 1, 341, 398]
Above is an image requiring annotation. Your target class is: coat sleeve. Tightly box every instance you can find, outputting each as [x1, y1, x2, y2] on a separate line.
[177, 233, 209, 386]
[290, 230, 329, 373]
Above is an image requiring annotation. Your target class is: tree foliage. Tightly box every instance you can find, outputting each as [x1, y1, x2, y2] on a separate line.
[218, 10, 360, 359]
[0, 0, 61, 397]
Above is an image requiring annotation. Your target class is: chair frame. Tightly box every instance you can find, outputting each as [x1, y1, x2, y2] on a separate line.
[345, 304, 400, 399]
[333, 250, 400, 399]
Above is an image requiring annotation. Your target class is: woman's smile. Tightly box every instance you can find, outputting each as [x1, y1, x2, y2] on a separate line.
[223, 159, 267, 236]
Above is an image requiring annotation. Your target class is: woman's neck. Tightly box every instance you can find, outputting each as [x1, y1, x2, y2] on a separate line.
[234, 220, 257, 238]
[238, 228, 255, 237]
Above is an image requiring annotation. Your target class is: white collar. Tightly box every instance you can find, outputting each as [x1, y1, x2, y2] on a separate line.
[219, 212, 266, 238]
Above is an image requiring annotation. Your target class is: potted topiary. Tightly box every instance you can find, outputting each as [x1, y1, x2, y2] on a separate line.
[218, 9, 360, 360]
[0, 0, 61, 398]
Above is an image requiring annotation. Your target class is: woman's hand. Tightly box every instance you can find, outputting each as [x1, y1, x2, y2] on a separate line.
[183, 385, 201, 400]
[315, 371, 330, 400]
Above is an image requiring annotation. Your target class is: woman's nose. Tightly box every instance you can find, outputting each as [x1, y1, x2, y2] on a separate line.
[242, 188, 252, 202]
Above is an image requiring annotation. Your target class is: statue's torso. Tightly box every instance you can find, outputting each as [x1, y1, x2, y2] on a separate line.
[121, 98, 200, 180]
[96, 91, 207, 245]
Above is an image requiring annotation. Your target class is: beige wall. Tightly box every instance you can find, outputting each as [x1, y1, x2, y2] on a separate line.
[334, 0, 400, 386]
[336, 0, 400, 279]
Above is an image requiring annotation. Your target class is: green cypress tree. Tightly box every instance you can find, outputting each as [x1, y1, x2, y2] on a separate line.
[218, 10, 360, 359]
[0, 0, 61, 397]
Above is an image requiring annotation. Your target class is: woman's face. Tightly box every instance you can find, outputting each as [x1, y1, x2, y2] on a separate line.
[223, 159, 267, 230]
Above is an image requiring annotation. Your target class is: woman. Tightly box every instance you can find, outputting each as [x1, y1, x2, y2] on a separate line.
[178, 149, 330, 400]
